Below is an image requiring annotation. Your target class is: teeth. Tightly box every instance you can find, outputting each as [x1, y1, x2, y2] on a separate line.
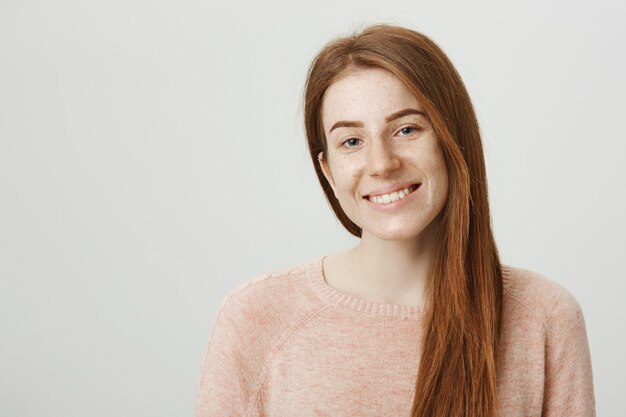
[368, 185, 417, 204]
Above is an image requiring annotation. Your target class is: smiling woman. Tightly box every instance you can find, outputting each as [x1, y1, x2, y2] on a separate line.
[194, 23, 596, 417]
[317, 67, 448, 246]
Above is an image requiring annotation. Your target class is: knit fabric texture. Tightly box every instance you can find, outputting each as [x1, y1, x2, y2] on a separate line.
[194, 256, 596, 416]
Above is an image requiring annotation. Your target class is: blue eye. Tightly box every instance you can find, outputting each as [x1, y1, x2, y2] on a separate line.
[398, 126, 417, 136]
[341, 138, 362, 148]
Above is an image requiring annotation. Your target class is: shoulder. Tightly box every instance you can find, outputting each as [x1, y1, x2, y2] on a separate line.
[217, 257, 318, 316]
[214, 257, 327, 346]
[498, 266, 596, 415]
[502, 264, 586, 336]
[196, 259, 324, 415]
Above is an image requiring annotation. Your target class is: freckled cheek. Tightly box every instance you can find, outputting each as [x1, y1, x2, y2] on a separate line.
[415, 156, 448, 197]
[332, 172, 361, 199]
[433, 168, 449, 204]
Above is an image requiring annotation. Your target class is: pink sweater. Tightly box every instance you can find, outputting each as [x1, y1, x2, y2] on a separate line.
[195, 256, 596, 416]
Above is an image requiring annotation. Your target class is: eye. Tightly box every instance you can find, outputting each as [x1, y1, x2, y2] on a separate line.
[397, 126, 420, 136]
[341, 137, 362, 148]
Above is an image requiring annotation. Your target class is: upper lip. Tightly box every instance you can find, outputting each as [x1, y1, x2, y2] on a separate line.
[363, 181, 421, 197]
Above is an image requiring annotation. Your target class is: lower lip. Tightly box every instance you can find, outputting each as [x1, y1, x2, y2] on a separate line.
[363, 184, 421, 213]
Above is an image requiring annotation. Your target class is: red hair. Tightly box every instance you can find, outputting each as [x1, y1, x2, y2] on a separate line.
[303, 23, 504, 417]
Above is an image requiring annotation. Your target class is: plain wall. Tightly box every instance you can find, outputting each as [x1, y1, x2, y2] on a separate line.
[1, 0, 624, 416]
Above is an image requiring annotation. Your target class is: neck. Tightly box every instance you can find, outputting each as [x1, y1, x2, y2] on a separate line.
[348, 217, 441, 306]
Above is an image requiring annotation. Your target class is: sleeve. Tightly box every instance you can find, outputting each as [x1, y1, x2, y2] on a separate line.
[541, 286, 596, 417]
[193, 292, 262, 417]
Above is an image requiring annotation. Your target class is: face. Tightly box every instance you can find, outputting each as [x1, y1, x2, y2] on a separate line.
[319, 66, 449, 242]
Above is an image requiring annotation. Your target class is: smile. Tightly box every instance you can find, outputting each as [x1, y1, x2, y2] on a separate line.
[366, 183, 420, 204]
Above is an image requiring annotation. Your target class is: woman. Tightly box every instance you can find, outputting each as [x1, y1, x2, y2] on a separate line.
[195, 24, 595, 417]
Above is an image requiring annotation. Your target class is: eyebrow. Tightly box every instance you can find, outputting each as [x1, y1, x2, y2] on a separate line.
[328, 108, 427, 134]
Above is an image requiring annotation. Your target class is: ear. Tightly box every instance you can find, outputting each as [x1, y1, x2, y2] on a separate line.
[318, 151, 336, 193]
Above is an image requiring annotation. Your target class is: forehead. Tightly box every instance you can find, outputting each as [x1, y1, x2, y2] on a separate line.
[321, 67, 423, 130]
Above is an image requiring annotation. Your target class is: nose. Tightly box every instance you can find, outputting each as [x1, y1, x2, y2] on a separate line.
[366, 139, 401, 177]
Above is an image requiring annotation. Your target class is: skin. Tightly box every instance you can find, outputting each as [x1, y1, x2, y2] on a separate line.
[318, 66, 449, 307]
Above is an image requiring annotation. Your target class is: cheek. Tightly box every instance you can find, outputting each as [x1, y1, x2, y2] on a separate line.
[432, 157, 449, 204]
[433, 156, 449, 184]
[436, 169, 449, 204]
[414, 143, 449, 202]
[335, 174, 358, 195]
[330, 160, 361, 190]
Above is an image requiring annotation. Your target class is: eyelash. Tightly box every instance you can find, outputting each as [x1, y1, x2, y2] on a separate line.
[340, 126, 420, 148]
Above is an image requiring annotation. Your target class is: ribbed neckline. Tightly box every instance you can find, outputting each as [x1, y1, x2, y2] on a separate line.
[307, 255, 424, 318]
[306, 255, 513, 319]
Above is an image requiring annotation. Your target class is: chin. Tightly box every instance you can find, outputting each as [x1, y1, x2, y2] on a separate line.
[363, 225, 427, 242]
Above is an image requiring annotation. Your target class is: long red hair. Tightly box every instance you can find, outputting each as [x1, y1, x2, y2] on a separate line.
[303, 23, 504, 417]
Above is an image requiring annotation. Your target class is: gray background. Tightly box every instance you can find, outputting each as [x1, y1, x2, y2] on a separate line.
[1, 0, 624, 416]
